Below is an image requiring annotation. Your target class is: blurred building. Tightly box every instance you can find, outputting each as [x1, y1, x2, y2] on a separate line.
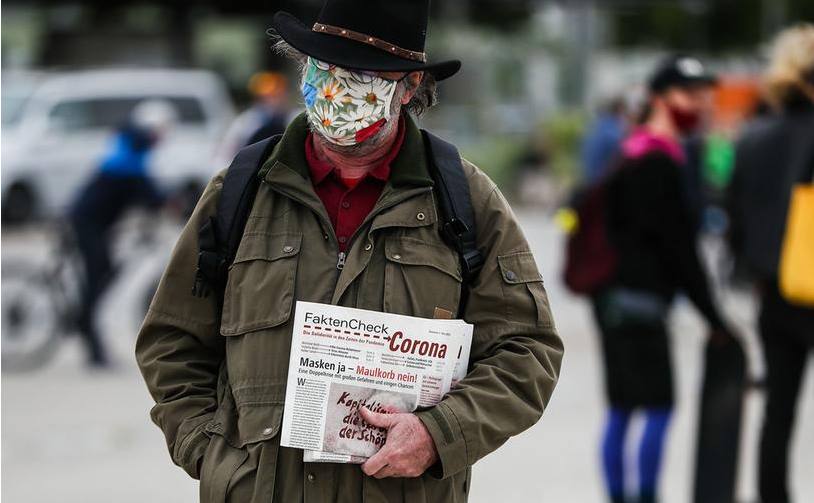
[4, 1, 813, 108]
[3, 1, 813, 179]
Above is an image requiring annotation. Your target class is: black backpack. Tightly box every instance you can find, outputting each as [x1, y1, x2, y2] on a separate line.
[192, 130, 484, 313]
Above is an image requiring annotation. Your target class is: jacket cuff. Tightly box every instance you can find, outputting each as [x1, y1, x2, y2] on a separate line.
[415, 402, 469, 479]
[175, 420, 212, 479]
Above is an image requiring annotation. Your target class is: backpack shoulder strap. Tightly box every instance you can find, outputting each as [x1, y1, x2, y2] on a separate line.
[193, 135, 282, 298]
[421, 130, 484, 286]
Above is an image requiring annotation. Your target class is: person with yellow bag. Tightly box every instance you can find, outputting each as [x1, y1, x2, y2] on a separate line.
[728, 23, 814, 503]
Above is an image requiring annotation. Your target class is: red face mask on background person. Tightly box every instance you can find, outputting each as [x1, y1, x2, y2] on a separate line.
[666, 104, 702, 134]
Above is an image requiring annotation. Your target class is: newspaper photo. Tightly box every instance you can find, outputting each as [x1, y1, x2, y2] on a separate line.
[303, 322, 471, 464]
[280, 301, 473, 462]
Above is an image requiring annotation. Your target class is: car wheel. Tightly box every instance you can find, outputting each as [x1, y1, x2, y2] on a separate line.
[2, 183, 38, 225]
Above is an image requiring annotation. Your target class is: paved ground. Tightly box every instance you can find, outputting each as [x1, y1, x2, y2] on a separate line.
[3, 211, 813, 502]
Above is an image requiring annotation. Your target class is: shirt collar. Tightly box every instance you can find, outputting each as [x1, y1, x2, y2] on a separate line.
[305, 115, 406, 187]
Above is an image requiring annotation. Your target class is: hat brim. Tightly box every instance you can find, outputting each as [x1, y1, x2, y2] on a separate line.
[681, 75, 718, 88]
[272, 11, 461, 81]
[651, 74, 719, 93]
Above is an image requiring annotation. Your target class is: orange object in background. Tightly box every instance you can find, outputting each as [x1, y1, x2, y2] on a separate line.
[711, 77, 762, 133]
[249, 71, 289, 99]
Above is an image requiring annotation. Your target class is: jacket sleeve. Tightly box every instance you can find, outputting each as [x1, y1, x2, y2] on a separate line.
[654, 160, 726, 329]
[135, 171, 227, 479]
[415, 164, 564, 479]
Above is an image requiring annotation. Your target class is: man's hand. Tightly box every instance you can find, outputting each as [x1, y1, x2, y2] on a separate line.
[359, 407, 438, 479]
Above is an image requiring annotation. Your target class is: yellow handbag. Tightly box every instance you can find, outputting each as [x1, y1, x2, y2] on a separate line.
[779, 175, 814, 307]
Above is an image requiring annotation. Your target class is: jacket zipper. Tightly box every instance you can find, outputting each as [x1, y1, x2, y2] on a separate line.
[266, 183, 432, 291]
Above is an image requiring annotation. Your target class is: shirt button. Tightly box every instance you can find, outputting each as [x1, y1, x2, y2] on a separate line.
[282, 245, 294, 254]
[341, 201, 351, 209]
[393, 254, 402, 260]
[339, 236, 347, 244]
[307, 473, 316, 482]
[365, 243, 373, 251]
[416, 212, 426, 221]
[262, 427, 274, 435]
[505, 270, 517, 281]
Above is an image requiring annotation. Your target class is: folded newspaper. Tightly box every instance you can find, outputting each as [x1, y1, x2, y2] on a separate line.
[280, 301, 472, 464]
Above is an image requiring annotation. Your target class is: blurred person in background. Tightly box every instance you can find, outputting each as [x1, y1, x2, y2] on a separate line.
[594, 56, 734, 503]
[581, 96, 628, 185]
[728, 24, 814, 503]
[69, 99, 175, 367]
[216, 71, 292, 163]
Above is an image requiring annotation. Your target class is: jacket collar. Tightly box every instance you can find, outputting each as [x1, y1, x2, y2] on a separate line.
[261, 112, 434, 189]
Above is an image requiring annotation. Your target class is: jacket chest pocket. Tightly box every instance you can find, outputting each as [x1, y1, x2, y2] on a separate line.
[220, 232, 302, 336]
[383, 236, 462, 318]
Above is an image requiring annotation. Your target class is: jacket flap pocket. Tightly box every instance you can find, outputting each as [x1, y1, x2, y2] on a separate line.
[498, 251, 542, 284]
[385, 237, 462, 281]
[232, 232, 302, 265]
[234, 402, 284, 447]
[221, 233, 300, 336]
[370, 191, 437, 232]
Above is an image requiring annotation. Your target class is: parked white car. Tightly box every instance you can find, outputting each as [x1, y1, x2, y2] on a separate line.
[1, 68, 236, 223]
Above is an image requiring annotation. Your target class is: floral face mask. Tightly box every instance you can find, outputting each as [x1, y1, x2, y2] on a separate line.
[301, 57, 403, 146]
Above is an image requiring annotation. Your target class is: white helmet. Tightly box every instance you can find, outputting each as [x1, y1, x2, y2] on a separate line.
[131, 99, 177, 134]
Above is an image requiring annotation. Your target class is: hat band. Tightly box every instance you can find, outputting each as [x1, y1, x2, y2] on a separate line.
[312, 22, 427, 63]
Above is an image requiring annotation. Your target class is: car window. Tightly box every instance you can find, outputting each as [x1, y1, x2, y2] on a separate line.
[47, 96, 206, 131]
[2, 92, 34, 126]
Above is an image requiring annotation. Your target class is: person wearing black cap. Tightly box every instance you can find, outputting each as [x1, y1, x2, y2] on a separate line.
[591, 55, 735, 503]
[136, 1, 564, 502]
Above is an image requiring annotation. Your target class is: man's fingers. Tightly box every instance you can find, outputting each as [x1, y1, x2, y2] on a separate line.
[373, 465, 397, 479]
[359, 407, 394, 429]
[361, 446, 391, 476]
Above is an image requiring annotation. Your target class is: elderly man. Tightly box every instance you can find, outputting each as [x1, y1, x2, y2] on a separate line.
[136, 1, 563, 502]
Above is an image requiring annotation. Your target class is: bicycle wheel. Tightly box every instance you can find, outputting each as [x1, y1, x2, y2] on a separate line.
[1, 264, 62, 372]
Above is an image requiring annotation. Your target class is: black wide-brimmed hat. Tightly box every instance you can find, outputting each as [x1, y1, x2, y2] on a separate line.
[272, 0, 461, 81]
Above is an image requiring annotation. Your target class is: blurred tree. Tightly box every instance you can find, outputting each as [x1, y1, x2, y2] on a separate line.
[609, 0, 814, 51]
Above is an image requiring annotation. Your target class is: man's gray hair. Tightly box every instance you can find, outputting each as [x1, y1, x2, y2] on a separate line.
[269, 35, 438, 117]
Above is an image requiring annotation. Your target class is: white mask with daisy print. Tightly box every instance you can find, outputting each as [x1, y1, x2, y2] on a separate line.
[301, 57, 402, 146]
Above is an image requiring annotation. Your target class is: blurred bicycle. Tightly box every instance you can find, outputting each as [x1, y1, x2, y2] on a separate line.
[2, 223, 84, 371]
[1, 211, 182, 372]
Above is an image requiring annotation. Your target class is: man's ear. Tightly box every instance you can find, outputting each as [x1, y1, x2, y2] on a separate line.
[400, 72, 425, 105]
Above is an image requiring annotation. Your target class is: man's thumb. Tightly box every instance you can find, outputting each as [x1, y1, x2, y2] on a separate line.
[359, 407, 393, 428]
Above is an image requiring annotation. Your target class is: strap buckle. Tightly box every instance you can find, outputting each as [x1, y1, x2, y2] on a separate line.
[192, 250, 226, 298]
[461, 249, 484, 282]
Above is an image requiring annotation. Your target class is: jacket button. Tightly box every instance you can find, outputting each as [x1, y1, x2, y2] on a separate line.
[307, 473, 316, 482]
[365, 243, 373, 251]
[393, 254, 402, 260]
[262, 427, 274, 435]
[283, 246, 294, 254]
[505, 270, 517, 281]
[416, 212, 426, 221]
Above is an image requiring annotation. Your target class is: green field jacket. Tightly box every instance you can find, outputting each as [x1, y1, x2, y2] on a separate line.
[136, 113, 564, 503]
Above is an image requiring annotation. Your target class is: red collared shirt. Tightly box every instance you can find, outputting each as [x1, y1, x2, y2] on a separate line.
[305, 117, 406, 252]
